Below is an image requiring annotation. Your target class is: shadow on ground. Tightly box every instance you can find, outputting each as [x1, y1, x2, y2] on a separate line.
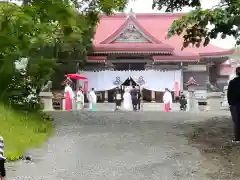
[181, 117, 240, 179]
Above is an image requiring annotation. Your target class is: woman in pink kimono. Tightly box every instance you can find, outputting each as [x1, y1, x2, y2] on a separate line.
[65, 90, 72, 111]
[64, 82, 74, 111]
[163, 88, 172, 112]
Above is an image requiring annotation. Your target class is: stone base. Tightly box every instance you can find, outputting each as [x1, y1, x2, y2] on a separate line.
[81, 103, 180, 111]
[189, 100, 199, 112]
[220, 101, 229, 110]
[40, 92, 54, 111]
[205, 92, 222, 111]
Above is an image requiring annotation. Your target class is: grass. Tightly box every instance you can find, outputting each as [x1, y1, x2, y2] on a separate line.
[0, 104, 53, 161]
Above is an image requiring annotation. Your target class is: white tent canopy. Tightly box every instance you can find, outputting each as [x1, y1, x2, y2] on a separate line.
[79, 70, 182, 92]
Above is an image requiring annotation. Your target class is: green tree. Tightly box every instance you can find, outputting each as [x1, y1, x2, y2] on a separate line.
[0, 0, 127, 109]
[152, 0, 240, 48]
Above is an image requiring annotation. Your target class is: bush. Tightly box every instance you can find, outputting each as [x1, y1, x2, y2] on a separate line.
[0, 104, 53, 161]
[7, 71, 42, 112]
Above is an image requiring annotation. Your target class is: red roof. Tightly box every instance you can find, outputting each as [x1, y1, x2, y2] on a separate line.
[93, 13, 233, 60]
[87, 56, 107, 63]
[153, 51, 200, 62]
[94, 43, 173, 52]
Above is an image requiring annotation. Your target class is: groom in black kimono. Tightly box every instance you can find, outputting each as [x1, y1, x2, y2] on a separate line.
[130, 85, 138, 111]
[136, 86, 142, 111]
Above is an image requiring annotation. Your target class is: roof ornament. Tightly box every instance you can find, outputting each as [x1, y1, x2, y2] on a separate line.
[184, 77, 199, 87]
[127, 8, 136, 19]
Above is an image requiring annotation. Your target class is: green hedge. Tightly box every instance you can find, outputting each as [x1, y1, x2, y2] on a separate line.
[0, 104, 53, 161]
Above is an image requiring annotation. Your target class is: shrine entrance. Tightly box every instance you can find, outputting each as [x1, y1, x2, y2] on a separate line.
[79, 70, 182, 103]
[111, 57, 149, 101]
[121, 77, 138, 86]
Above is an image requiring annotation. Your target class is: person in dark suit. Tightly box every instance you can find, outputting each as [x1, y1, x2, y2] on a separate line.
[227, 66, 240, 143]
[136, 86, 142, 111]
[130, 85, 138, 111]
[179, 94, 187, 111]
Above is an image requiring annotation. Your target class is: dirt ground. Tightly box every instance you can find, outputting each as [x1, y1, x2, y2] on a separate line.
[6, 112, 240, 180]
[181, 116, 240, 179]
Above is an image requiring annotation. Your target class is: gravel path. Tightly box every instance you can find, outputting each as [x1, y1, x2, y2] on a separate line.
[6, 111, 229, 180]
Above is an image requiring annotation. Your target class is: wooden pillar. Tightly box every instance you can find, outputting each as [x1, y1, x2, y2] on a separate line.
[151, 91, 155, 102]
[206, 62, 213, 83]
[180, 62, 184, 91]
[104, 90, 108, 102]
[180, 69, 184, 91]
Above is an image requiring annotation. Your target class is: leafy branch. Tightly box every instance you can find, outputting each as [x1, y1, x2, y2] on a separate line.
[153, 0, 240, 48]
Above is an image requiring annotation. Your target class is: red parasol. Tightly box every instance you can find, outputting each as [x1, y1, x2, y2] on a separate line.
[65, 74, 87, 80]
[65, 73, 88, 93]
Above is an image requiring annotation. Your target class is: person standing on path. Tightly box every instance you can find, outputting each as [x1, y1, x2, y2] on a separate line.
[0, 136, 6, 180]
[227, 66, 240, 143]
[136, 86, 142, 111]
[123, 87, 132, 111]
[76, 87, 84, 110]
[163, 88, 172, 112]
[130, 85, 138, 111]
[64, 81, 74, 111]
[88, 88, 97, 111]
[179, 94, 187, 111]
[114, 88, 122, 110]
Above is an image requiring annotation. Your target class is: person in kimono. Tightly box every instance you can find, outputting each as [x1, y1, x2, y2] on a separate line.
[114, 88, 122, 110]
[163, 88, 172, 112]
[136, 86, 142, 111]
[76, 87, 84, 110]
[123, 87, 132, 111]
[88, 88, 97, 111]
[64, 81, 74, 111]
[130, 85, 138, 111]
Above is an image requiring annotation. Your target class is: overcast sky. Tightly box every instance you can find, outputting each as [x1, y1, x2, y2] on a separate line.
[125, 0, 236, 49]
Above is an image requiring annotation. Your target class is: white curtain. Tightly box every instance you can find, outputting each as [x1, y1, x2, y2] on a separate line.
[79, 70, 130, 91]
[140, 70, 182, 91]
[79, 70, 182, 92]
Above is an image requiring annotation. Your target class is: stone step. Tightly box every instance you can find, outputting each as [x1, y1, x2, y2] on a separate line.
[78, 103, 181, 111]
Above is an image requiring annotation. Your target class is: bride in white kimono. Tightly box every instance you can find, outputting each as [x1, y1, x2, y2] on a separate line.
[123, 87, 132, 111]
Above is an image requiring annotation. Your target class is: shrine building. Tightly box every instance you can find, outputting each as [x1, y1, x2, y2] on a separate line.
[78, 12, 234, 103]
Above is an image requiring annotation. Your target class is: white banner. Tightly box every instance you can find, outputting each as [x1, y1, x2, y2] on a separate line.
[79, 70, 182, 92]
[142, 70, 181, 91]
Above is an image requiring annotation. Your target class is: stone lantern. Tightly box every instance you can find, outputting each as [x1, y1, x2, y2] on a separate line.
[39, 80, 53, 111]
[184, 77, 199, 112]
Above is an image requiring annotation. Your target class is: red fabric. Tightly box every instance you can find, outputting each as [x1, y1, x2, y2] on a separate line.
[173, 81, 180, 98]
[83, 81, 88, 93]
[65, 91, 72, 111]
[65, 74, 87, 80]
[164, 103, 170, 112]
